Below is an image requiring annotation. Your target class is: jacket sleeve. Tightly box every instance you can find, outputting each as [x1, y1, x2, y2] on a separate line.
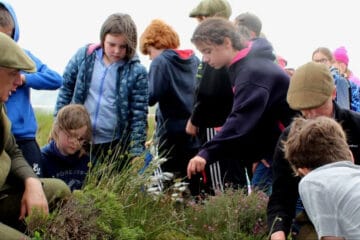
[1, 109, 38, 181]
[267, 128, 300, 236]
[54, 47, 86, 116]
[198, 82, 269, 163]
[128, 64, 148, 157]
[8, 134, 37, 181]
[23, 50, 63, 90]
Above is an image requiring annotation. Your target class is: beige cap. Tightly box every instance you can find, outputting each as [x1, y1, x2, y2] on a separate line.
[0, 32, 35, 72]
[287, 62, 335, 110]
[189, 0, 232, 19]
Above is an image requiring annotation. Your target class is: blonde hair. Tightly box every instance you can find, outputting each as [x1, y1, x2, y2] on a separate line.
[51, 104, 92, 145]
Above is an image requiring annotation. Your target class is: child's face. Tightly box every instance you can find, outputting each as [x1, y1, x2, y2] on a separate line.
[103, 33, 128, 64]
[57, 125, 88, 156]
[195, 41, 231, 69]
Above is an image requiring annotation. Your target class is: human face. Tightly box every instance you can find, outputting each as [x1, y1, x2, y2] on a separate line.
[332, 61, 347, 75]
[56, 125, 88, 156]
[312, 52, 331, 67]
[195, 38, 233, 69]
[0, 67, 22, 102]
[300, 96, 334, 119]
[103, 33, 128, 65]
[146, 46, 164, 60]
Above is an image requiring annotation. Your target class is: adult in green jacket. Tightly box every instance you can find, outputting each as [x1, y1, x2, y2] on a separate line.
[0, 32, 71, 240]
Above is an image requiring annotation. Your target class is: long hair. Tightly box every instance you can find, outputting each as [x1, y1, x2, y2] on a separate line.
[51, 104, 92, 144]
[191, 17, 244, 50]
[100, 13, 137, 60]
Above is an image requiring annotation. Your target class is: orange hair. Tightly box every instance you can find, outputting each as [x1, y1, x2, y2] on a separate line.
[140, 19, 180, 55]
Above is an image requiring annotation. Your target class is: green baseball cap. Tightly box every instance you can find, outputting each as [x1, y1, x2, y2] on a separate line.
[287, 61, 335, 110]
[0, 32, 35, 72]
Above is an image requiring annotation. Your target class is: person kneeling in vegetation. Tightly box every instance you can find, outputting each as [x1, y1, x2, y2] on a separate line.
[41, 104, 92, 191]
[284, 116, 360, 239]
[0, 32, 70, 240]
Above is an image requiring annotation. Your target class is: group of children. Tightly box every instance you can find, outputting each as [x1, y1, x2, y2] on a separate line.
[2, 0, 360, 239]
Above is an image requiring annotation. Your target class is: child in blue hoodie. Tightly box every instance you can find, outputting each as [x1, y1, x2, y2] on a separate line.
[41, 104, 92, 191]
[0, 1, 63, 177]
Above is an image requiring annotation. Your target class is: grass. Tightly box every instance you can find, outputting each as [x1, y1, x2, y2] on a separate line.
[35, 109, 54, 147]
[35, 109, 156, 148]
[32, 109, 269, 240]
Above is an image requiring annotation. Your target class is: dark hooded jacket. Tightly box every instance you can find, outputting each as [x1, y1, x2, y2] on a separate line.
[198, 38, 296, 184]
[149, 49, 200, 139]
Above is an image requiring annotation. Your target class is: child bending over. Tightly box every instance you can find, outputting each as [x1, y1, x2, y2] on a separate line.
[284, 116, 360, 240]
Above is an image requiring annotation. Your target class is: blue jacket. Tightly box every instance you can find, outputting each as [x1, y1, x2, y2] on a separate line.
[41, 140, 89, 191]
[54, 45, 148, 157]
[1, 1, 62, 139]
[199, 38, 296, 176]
[330, 66, 360, 112]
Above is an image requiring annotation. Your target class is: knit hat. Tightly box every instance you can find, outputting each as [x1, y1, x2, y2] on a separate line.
[234, 12, 262, 37]
[333, 46, 349, 66]
[287, 62, 335, 110]
[0, 32, 35, 72]
[189, 0, 232, 19]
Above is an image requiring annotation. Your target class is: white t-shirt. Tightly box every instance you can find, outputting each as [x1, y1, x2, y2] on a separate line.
[299, 161, 360, 239]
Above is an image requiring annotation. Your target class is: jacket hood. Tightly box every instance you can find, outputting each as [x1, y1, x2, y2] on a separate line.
[247, 37, 276, 61]
[160, 49, 198, 72]
[0, 1, 20, 42]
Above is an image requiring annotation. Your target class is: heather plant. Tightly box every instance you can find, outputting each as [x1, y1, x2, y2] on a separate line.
[184, 189, 268, 240]
[29, 109, 270, 239]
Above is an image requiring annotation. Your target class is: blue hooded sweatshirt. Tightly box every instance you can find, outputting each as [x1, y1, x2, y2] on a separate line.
[1, 1, 62, 139]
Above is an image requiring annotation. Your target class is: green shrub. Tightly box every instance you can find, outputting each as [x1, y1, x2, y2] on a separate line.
[30, 109, 269, 240]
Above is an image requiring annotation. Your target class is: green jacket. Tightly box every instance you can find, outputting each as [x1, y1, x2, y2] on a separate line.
[0, 104, 37, 190]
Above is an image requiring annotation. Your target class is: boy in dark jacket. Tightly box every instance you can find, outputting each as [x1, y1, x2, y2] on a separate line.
[186, 0, 234, 193]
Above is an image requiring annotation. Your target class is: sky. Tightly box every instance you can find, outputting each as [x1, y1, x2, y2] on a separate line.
[8, 0, 360, 108]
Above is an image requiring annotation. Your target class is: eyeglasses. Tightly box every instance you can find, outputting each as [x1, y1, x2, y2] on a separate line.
[61, 130, 87, 146]
[313, 58, 329, 64]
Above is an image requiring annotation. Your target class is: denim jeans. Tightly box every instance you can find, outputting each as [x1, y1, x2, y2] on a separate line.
[251, 159, 272, 195]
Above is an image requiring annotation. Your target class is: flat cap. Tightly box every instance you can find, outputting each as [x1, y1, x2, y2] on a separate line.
[0, 32, 35, 72]
[287, 62, 335, 110]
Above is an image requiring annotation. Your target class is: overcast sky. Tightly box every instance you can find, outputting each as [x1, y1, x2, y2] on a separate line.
[9, 0, 360, 107]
